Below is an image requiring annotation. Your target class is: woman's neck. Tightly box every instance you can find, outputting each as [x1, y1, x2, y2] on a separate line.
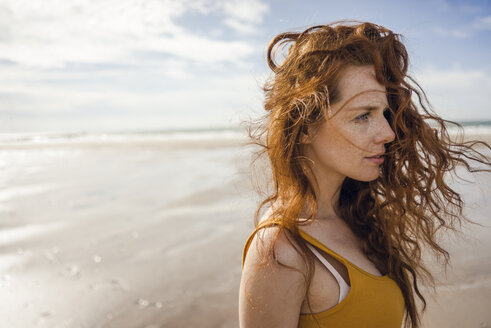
[305, 169, 345, 220]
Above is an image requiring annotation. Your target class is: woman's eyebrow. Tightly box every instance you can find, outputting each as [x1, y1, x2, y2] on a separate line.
[344, 104, 388, 112]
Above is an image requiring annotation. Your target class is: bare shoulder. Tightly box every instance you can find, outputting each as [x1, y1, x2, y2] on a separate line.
[260, 226, 306, 268]
[253, 206, 305, 268]
[239, 225, 307, 328]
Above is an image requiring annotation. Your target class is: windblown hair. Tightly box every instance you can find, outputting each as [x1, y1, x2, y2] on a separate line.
[248, 21, 491, 328]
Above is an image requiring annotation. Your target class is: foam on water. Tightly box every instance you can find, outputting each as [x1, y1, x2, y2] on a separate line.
[447, 124, 491, 135]
[0, 127, 246, 145]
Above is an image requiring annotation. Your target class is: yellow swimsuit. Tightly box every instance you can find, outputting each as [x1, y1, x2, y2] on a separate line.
[242, 227, 405, 328]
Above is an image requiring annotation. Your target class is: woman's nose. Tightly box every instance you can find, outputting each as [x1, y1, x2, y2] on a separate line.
[376, 117, 395, 144]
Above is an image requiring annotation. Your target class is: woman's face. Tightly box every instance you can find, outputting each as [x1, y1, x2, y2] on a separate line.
[303, 65, 395, 183]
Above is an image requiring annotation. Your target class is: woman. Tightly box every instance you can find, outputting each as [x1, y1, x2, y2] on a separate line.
[239, 21, 490, 328]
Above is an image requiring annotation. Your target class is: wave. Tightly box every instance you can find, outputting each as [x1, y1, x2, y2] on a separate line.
[0, 126, 247, 145]
[446, 121, 491, 135]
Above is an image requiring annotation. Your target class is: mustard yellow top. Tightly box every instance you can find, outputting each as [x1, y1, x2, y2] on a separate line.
[242, 227, 405, 328]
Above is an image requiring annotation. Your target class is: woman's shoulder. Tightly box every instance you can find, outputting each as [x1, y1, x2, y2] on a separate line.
[240, 219, 308, 327]
[244, 215, 306, 272]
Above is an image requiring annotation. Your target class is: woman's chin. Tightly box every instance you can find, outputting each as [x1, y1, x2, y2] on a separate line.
[351, 171, 381, 182]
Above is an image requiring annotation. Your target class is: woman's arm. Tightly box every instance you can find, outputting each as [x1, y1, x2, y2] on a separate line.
[239, 227, 307, 328]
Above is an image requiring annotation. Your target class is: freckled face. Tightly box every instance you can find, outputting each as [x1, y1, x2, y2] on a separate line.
[303, 65, 396, 183]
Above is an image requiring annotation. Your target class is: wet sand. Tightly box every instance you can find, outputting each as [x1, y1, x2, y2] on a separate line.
[0, 134, 490, 328]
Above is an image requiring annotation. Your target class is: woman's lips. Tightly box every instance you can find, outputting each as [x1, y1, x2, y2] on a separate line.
[365, 155, 384, 165]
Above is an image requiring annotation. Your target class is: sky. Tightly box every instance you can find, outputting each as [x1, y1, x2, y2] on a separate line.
[0, 0, 490, 133]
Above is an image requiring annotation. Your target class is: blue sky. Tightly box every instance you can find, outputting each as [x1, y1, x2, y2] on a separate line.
[0, 0, 490, 133]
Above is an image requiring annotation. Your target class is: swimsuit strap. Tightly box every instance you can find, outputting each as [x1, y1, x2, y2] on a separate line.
[306, 243, 350, 304]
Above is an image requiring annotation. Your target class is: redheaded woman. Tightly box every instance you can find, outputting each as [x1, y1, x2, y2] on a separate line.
[239, 22, 490, 328]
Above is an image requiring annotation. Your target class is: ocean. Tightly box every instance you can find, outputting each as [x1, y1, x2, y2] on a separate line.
[0, 126, 246, 145]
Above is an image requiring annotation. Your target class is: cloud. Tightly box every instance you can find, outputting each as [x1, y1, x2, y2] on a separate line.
[432, 0, 484, 14]
[0, 0, 270, 132]
[0, 61, 265, 132]
[0, 0, 267, 68]
[433, 26, 470, 38]
[434, 14, 491, 39]
[472, 15, 491, 30]
[222, 0, 269, 35]
[413, 66, 491, 120]
[223, 18, 259, 35]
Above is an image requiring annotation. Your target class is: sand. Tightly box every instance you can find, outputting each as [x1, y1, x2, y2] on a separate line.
[0, 134, 490, 328]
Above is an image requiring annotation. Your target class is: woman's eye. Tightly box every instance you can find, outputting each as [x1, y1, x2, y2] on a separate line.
[356, 112, 370, 121]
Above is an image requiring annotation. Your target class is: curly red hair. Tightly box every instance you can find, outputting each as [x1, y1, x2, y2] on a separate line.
[247, 21, 491, 328]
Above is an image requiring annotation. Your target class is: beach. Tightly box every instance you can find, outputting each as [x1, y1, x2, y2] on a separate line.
[0, 129, 490, 328]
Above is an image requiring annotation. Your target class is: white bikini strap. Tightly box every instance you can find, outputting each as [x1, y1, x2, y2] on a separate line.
[307, 243, 350, 303]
